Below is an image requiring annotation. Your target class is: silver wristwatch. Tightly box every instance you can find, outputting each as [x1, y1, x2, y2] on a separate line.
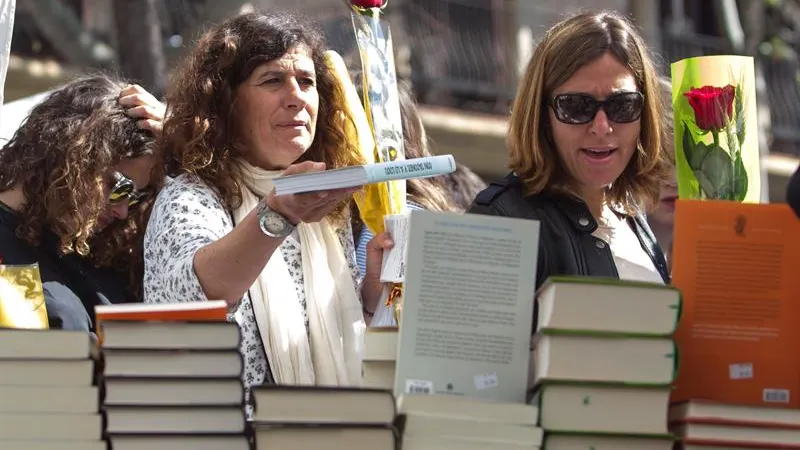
[256, 198, 295, 238]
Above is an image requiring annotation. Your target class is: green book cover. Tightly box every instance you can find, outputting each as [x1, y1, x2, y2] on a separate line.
[534, 338, 680, 387]
[542, 430, 677, 449]
[540, 275, 680, 292]
[537, 275, 683, 335]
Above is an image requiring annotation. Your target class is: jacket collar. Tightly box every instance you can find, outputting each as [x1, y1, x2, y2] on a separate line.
[548, 193, 599, 234]
[545, 192, 671, 283]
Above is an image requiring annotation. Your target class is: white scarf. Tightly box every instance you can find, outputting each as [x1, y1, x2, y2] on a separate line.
[232, 160, 365, 386]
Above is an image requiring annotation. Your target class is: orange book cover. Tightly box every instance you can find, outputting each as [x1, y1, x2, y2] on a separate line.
[670, 199, 800, 408]
[673, 416, 800, 430]
[683, 438, 800, 449]
[670, 399, 800, 429]
[95, 300, 229, 322]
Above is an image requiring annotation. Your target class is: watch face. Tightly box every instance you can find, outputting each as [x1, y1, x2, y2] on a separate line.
[260, 211, 291, 237]
[267, 214, 286, 232]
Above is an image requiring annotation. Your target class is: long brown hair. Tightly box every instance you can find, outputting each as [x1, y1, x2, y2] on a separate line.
[157, 11, 363, 225]
[397, 81, 456, 212]
[507, 10, 667, 213]
[0, 74, 156, 294]
[659, 75, 675, 167]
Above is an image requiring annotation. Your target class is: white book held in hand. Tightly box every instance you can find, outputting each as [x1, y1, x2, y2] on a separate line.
[273, 154, 457, 195]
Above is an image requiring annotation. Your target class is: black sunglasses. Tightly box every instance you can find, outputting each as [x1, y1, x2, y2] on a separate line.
[550, 91, 644, 125]
[109, 171, 149, 207]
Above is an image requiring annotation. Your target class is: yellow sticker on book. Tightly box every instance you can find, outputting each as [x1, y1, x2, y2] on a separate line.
[0, 264, 48, 329]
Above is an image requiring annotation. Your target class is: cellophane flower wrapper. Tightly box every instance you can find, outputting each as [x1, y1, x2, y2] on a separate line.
[671, 55, 762, 203]
[342, 0, 407, 325]
[347, 1, 406, 234]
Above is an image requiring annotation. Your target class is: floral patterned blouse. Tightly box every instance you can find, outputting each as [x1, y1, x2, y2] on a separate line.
[142, 174, 362, 416]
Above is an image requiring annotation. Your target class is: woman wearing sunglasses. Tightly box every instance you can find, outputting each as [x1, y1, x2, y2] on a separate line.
[0, 75, 164, 332]
[469, 11, 671, 291]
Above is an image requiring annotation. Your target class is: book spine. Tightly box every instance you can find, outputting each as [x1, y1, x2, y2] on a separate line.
[365, 155, 456, 183]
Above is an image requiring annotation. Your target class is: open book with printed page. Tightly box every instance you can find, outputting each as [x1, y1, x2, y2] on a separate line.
[273, 154, 456, 195]
[393, 210, 540, 403]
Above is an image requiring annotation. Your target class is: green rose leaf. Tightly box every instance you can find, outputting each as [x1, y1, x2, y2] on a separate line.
[694, 169, 716, 198]
[682, 122, 695, 167]
[689, 140, 713, 170]
[697, 146, 735, 199]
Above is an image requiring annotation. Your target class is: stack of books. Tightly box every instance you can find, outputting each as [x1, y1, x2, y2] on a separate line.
[0, 328, 105, 450]
[529, 276, 682, 449]
[670, 400, 800, 449]
[95, 301, 250, 450]
[250, 386, 397, 450]
[397, 394, 542, 449]
[363, 326, 398, 390]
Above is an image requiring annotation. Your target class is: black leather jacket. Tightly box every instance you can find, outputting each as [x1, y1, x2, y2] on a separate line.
[468, 173, 671, 290]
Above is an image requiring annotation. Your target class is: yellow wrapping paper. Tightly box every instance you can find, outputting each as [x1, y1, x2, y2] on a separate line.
[324, 50, 404, 234]
[0, 264, 48, 329]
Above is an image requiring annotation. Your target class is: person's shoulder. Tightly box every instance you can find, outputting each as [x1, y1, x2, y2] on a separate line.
[0, 218, 38, 266]
[468, 172, 550, 218]
[470, 172, 520, 206]
[0, 215, 17, 245]
[41, 280, 94, 331]
[155, 173, 225, 211]
[160, 173, 214, 197]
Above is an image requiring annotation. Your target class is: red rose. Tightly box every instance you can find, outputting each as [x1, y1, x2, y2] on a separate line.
[684, 85, 736, 131]
[351, 0, 384, 8]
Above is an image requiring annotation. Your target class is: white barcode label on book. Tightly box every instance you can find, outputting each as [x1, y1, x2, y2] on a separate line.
[405, 379, 434, 395]
[729, 363, 753, 380]
[474, 373, 498, 390]
[763, 389, 790, 404]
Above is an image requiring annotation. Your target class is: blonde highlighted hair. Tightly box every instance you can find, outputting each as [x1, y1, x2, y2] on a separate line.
[508, 10, 668, 213]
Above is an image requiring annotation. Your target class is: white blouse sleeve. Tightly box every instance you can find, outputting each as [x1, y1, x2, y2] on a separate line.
[143, 175, 234, 304]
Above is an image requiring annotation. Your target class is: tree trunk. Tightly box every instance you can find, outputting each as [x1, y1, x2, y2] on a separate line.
[21, 0, 113, 67]
[628, 0, 662, 56]
[715, 0, 745, 53]
[112, 0, 166, 98]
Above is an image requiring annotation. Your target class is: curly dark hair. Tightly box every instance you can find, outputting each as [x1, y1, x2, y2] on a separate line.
[157, 11, 362, 224]
[0, 74, 157, 298]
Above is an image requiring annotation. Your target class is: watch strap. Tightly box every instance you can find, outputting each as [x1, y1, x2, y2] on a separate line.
[257, 198, 295, 238]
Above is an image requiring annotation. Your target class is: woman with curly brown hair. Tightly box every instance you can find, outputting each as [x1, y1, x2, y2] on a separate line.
[143, 11, 393, 399]
[469, 11, 671, 289]
[0, 75, 165, 331]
